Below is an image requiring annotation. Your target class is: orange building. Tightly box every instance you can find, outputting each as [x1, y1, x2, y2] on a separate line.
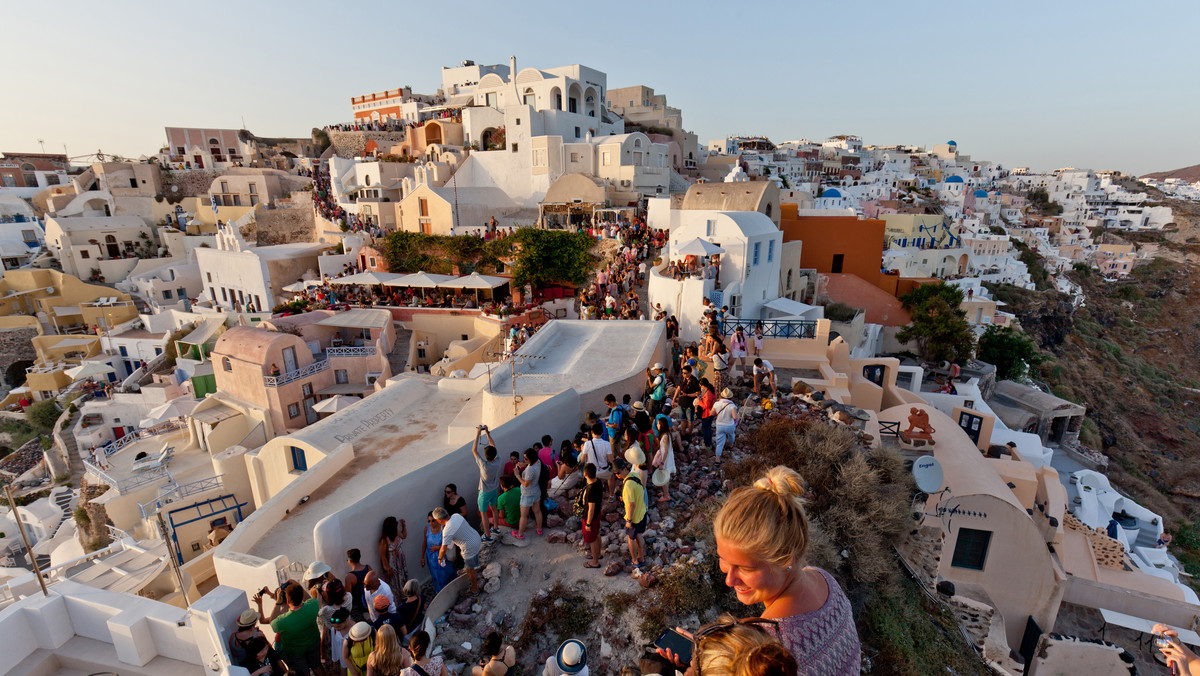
[779, 204, 885, 285]
[351, 87, 411, 122]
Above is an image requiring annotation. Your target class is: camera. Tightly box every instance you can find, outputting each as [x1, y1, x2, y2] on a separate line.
[1154, 632, 1171, 650]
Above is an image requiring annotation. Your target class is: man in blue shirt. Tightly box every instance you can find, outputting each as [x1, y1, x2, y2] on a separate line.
[604, 394, 625, 457]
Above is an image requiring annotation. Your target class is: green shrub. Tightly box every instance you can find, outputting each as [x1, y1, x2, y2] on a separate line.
[73, 506, 90, 527]
[824, 302, 860, 323]
[27, 400, 61, 430]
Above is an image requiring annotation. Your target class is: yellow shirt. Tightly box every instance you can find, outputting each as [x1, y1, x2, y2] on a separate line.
[622, 474, 646, 524]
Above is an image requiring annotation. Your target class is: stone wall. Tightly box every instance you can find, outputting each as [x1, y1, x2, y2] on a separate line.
[327, 131, 408, 159]
[247, 194, 316, 245]
[162, 169, 219, 197]
[0, 328, 39, 386]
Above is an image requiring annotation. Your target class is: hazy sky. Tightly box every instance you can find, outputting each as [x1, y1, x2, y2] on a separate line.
[3, 0, 1196, 175]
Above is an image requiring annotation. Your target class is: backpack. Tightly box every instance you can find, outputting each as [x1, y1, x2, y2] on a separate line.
[572, 486, 589, 519]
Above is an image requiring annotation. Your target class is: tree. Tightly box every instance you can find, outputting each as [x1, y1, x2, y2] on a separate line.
[507, 229, 595, 289]
[895, 283, 975, 364]
[27, 400, 62, 431]
[977, 325, 1043, 381]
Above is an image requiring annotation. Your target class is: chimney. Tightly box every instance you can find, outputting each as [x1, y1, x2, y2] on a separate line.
[509, 55, 517, 80]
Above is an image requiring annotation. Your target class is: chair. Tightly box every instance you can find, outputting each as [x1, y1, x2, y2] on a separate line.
[131, 444, 174, 473]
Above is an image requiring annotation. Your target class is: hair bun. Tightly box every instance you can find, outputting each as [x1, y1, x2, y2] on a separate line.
[737, 642, 798, 676]
[753, 466, 805, 499]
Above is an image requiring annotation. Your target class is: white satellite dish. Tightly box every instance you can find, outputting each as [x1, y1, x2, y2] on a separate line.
[912, 455, 944, 494]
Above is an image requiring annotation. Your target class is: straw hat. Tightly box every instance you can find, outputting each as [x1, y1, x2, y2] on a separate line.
[349, 621, 373, 642]
[556, 639, 588, 674]
[237, 609, 260, 628]
[625, 446, 646, 466]
[720, 388, 733, 398]
[652, 468, 671, 487]
[631, 401, 645, 411]
[303, 561, 331, 581]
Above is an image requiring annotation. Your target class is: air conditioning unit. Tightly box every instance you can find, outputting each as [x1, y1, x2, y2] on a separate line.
[365, 372, 382, 386]
[416, 340, 427, 347]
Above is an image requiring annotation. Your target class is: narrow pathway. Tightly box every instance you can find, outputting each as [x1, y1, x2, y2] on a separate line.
[389, 324, 412, 375]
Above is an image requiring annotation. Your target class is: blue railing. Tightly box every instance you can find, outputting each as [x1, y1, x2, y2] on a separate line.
[719, 318, 819, 340]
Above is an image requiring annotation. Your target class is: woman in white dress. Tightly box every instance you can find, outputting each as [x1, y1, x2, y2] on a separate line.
[652, 416, 677, 503]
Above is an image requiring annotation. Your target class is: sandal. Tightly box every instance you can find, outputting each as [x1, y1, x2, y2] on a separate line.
[583, 561, 601, 568]
[511, 530, 525, 540]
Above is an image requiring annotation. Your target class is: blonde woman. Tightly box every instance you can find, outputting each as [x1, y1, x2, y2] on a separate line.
[694, 616, 797, 676]
[366, 624, 412, 676]
[713, 466, 860, 673]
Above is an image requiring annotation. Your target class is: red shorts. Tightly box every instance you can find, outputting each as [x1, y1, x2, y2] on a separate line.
[582, 519, 600, 543]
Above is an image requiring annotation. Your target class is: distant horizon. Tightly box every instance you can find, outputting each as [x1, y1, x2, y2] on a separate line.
[3, 0, 1197, 176]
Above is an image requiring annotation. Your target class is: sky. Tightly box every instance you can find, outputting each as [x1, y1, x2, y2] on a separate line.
[2, 0, 1197, 176]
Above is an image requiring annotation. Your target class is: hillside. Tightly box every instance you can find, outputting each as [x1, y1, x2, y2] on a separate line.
[1143, 163, 1200, 183]
[992, 194, 1200, 580]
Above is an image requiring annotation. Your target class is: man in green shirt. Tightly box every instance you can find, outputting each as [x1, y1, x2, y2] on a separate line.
[497, 474, 521, 530]
[269, 583, 321, 675]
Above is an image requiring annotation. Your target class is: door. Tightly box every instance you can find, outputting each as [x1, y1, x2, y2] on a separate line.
[303, 397, 318, 424]
[112, 426, 125, 440]
[831, 253, 844, 273]
[958, 411, 984, 445]
[282, 347, 297, 373]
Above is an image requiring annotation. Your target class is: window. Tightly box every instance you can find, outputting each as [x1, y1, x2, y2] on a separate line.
[222, 357, 232, 372]
[209, 138, 219, 145]
[254, 295, 262, 309]
[129, 178, 138, 189]
[288, 403, 300, 419]
[154, 347, 163, 356]
[81, 250, 90, 259]
[118, 346, 128, 357]
[951, 528, 991, 570]
[570, 153, 579, 163]
[705, 219, 716, 237]
[248, 183, 257, 194]
[511, 143, 518, 153]
[232, 195, 241, 207]
[515, 118, 521, 126]
[162, 290, 173, 300]
[220, 181, 229, 193]
[227, 148, 236, 156]
[249, 195, 258, 206]
[368, 257, 376, 268]
[574, 127, 581, 139]
[221, 288, 228, 301]
[417, 347, 427, 359]
[335, 369, 349, 384]
[752, 242, 761, 266]
[176, 146, 185, 155]
[767, 240, 775, 263]
[207, 272, 212, 282]
[602, 152, 611, 166]
[418, 199, 429, 217]
[209, 286, 216, 300]
[289, 446, 307, 471]
[302, 383, 313, 397]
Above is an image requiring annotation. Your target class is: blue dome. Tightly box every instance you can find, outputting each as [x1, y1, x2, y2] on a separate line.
[947, 140, 957, 146]
[823, 188, 842, 198]
[945, 175, 964, 184]
[973, 189, 988, 198]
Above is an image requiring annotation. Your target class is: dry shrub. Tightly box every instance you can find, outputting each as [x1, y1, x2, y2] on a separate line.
[517, 582, 598, 654]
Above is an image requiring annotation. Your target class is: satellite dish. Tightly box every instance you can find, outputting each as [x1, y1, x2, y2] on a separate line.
[912, 455, 944, 494]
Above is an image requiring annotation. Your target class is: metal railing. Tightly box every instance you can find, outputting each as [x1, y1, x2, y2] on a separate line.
[84, 459, 172, 495]
[138, 474, 225, 519]
[719, 318, 819, 340]
[99, 417, 187, 458]
[106, 524, 132, 541]
[327, 345, 376, 357]
[264, 359, 329, 387]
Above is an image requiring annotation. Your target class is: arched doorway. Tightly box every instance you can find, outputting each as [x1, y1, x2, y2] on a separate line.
[105, 234, 120, 259]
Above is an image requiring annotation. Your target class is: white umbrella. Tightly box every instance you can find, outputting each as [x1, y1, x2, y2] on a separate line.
[66, 362, 115, 381]
[283, 280, 319, 292]
[313, 395, 359, 413]
[139, 398, 199, 427]
[674, 237, 726, 257]
[329, 271, 405, 286]
[389, 271, 457, 288]
[439, 272, 510, 290]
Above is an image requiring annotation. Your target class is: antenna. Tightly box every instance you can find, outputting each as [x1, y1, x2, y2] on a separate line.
[912, 455, 944, 494]
[37, 139, 45, 154]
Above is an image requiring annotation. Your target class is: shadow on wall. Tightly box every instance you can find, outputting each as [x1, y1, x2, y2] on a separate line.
[312, 388, 584, 585]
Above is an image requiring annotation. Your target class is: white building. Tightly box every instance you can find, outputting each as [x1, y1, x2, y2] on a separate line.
[194, 221, 330, 313]
[44, 215, 156, 283]
[646, 198, 783, 343]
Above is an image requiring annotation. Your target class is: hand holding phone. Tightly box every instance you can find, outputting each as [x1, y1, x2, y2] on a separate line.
[654, 627, 694, 667]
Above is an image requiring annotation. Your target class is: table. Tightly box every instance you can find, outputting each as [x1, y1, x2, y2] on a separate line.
[1100, 607, 1200, 652]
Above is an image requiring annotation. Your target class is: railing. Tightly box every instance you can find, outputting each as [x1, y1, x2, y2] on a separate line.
[719, 318, 819, 339]
[106, 524, 132, 541]
[84, 459, 173, 495]
[138, 474, 225, 519]
[100, 417, 187, 458]
[327, 345, 376, 357]
[264, 359, 329, 387]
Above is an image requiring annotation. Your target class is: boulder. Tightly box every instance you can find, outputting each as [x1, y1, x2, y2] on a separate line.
[482, 562, 502, 579]
[501, 533, 532, 547]
[546, 514, 565, 528]
[547, 529, 567, 543]
[453, 598, 473, 614]
[604, 561, 624, 576]
[639, 573, 658, 588]
[484, 578, 501, 594]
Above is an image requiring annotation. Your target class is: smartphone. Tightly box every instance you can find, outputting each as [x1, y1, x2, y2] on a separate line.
[654, 628, 694, 666]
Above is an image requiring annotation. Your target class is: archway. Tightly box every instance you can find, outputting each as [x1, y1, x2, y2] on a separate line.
[105, 234, 120, 259]
[958, 254, 969, 275]
[567, 83, 582, 114]
[425, 121, 443, 145]
[584, 87, 598, 118]
[550, 87, 562, 111]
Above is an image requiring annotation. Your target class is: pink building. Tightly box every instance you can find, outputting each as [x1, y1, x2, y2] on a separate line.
[211, 309, 395, 434]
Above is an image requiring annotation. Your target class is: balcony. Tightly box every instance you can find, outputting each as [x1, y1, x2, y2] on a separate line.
[326, 345, 376, 358]
[264, 359, 329, 387]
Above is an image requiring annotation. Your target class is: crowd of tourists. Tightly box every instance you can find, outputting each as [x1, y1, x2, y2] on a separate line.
[577, 219, 666, 322]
